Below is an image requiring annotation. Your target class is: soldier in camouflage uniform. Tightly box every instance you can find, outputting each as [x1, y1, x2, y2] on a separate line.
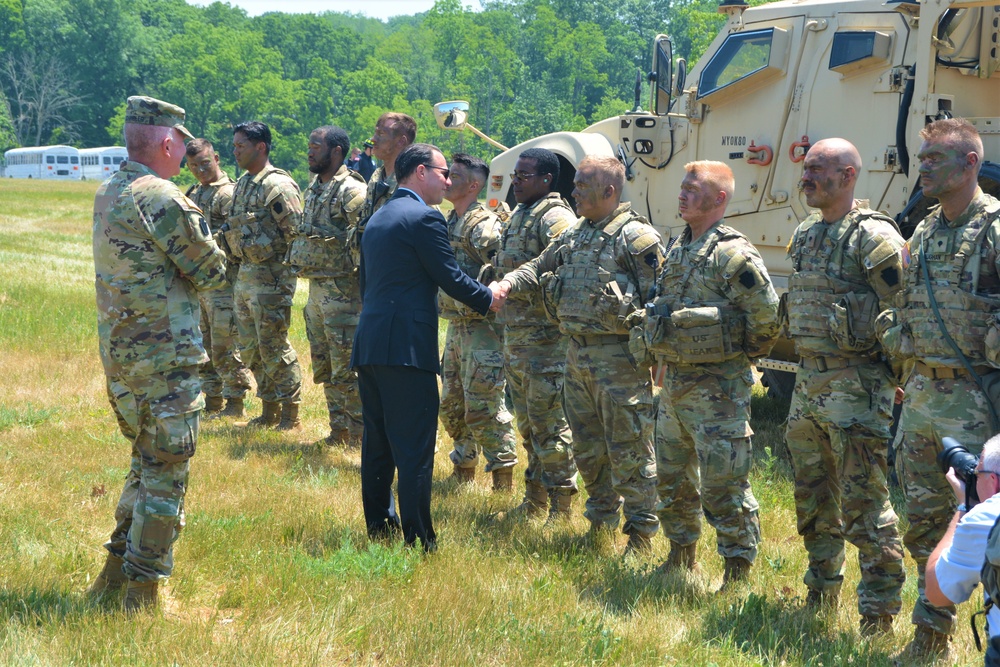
[646, 161, 778, 588]
[782, 139, 906, 635]
[185, 138, 252, 418]
[89, 96, 227, 611]
[225, 121, 304, 430]
[493, 148, 577, 522]
[287, 126, 367, 446]
[877, 119, 1000, 661]
[440, 154, 518, 490]
[351, 113, 416, 267]
[496, 156, 662, 550]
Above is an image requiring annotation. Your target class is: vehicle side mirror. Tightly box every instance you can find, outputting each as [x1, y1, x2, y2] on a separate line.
[434, 101, 470, 131]
[652, 35, 674, 115]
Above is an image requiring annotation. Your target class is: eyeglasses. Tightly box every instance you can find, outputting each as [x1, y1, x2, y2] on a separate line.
[978, 469, 1000, 479]
[424, 165, 450, 179]
[510, 171, 538, 182]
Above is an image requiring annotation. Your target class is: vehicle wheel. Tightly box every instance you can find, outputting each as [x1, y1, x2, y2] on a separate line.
[762, 367, 796, 400]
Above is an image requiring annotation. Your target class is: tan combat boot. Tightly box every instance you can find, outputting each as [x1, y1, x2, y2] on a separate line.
[658, 541, 699, 574]
[451, 465, 475, 484]
[246, 401, 281, 428]
[325, 428, 351, 447]
[204, 395, 224, 413]
[860, 614, 894, 637]
[492, 468, 513, 492]
[86, 553, 127, 596]
[276, 403, 301, 431]
[496, 479, 548, 520]
[717, 557, 752, 593]
[624, 531, 653, 556]
[218, 397, 245, 418]
[893, 626, 951, 665]
[806, 588, 840, 609]
[123, 579, 158, 613]
[544, 490, 573, 525]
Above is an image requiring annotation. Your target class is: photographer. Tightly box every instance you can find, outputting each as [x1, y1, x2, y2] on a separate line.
[926, 434, 1000, 662]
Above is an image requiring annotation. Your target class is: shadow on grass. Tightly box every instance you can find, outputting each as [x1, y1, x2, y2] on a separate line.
[697, 591, 894, 665]
[0, 586, 99, 623]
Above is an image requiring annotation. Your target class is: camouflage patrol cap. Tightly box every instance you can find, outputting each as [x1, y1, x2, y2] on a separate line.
[124, 96, 194, 139]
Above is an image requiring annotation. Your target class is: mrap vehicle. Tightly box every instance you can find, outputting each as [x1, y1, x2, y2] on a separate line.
[437, 0, 1000, 396]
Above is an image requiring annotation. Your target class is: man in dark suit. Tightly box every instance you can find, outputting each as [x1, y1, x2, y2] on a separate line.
[351, 142, 504, 551]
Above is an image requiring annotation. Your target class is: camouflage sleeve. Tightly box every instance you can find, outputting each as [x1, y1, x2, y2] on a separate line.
[264, 175, 303, 236]
[539, 205, 578, 245]
[338, 178, 368, 229]
[468, 211, 503, 266]
[619, 221, 664, 303]
[717, 240, 779, 358]
[859, 218, 905, 305]
[213, 182, 235, 226]
[138, 183, 227, 293]
[502, 237, 562, 293]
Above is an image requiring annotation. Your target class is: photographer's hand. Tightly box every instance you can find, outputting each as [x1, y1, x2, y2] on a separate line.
[945, 466, 965, 505]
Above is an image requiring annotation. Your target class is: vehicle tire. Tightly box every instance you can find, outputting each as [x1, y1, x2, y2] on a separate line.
[762, 367, 796, 400]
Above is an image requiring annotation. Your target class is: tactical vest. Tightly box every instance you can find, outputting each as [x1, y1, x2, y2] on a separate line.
[226, 166, 295, 264]
[787, 209, 892, 356]
[440, 205, 499, 320]
[549, 210, 640, 335]
[494, 194, 573, 296]
[350, 166, 397, 266]
[647, 224, 747, 364]
[287, 169, 364, 278]
[901, 200, 1000, 364]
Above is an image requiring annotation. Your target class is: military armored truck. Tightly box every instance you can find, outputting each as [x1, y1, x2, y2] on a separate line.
[436, 0, 1000, 396]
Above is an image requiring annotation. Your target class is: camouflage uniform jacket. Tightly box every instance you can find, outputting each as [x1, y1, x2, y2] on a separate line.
[351, 164, 397, 266]
[188, 174, 237, 282]
[647, 219, 779, 379]
[786, 203, 904, 359]
[288, 165, 367, 279]
[504, 203, 663, 336]
[880, 189, 1000, 370]
[494, 192, 577, 335]
[224, 165, 302, 265]
[439, 202, 503, 321]
[93, 161, 228, 378]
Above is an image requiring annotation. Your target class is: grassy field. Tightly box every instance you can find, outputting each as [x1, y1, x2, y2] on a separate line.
[0, 178, 983, 666]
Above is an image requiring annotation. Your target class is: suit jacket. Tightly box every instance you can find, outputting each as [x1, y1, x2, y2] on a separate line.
[351, 189, 493, 374]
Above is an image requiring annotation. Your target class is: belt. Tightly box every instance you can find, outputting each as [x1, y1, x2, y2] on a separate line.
[914, 361, 992, 380]
[570, 333, 629, 347]
[798, 355, 874, 372]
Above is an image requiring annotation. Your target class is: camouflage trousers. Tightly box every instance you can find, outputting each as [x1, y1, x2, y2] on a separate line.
[303, 276, 361, 434]
[656, 366, 761, 562]
[785, 363, 904, 617]
[504, 328, 576, 492]
[199, 286, 253, 400]
[564, 337, 658, 536]
[895, 368, 994, 635]
[441, 317, 517, 473]
[233, 260, 302, 404]
[103, 366, 201, 581]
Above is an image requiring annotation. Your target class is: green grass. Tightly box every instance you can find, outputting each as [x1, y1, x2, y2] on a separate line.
[0, 178, 984, 665]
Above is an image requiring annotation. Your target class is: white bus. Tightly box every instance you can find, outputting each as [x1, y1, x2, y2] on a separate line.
[80, 146, 127, 181]
[3, 145, 82, 180]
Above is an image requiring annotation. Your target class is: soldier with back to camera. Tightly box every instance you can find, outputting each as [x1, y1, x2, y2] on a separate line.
[89, 96, 227, 611]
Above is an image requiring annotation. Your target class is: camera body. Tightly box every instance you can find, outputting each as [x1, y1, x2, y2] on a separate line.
[938, 437, 981, 508]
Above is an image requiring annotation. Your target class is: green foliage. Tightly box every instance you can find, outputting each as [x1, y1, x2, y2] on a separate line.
[0, 0, 764, 182]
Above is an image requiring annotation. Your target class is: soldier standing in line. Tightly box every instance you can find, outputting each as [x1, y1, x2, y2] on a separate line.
[782, 139, 906, 635]
[351, 113, 415, 266]
[287, 126, 367, 446]
[185, 138, 253, 418]
[89, 96, 227, 610]
[495, 156, 662, 552]
[646, 161, 778, 589]
[225, 121, 304, 430]
[492, 148, 578, 523]
[877, 118, 1000, 663]
[440, 153, 518, 490]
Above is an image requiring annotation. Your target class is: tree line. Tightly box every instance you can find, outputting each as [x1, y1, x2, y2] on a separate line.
[0, 0, 736, 186]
